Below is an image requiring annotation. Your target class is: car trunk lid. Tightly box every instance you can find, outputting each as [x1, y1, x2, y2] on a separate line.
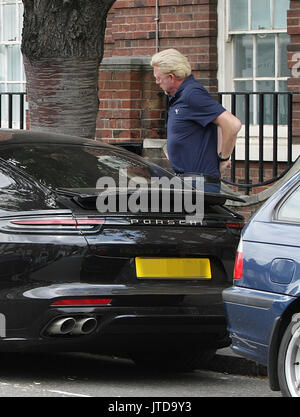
[54, 187, 244, 287]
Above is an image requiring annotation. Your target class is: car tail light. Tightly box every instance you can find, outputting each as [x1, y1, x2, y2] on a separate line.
[233, 239, 243, 280]
[11, 218, 104, 226]
[226, 222, 245, 230]
[51, 298, 112, 306]
[6, 217, 105, 234]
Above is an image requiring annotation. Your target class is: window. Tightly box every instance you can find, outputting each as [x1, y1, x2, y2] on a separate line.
[229, 0, 290, 125]
[0, 0, 26, 127]
[277, 185, 300, 222]
[0, 161, 51, 212]
[0, 144, 172, 189]
[218, 0, 293, 161]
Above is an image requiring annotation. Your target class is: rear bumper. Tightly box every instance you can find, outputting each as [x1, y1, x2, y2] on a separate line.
[0, 290, 229, 353]
[94, 312, 229, 350]
[222, 286, 296, 365]
[0, 312, 229, 353]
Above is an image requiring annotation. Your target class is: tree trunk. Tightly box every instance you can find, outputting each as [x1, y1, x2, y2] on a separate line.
[21, 0, 115, 138]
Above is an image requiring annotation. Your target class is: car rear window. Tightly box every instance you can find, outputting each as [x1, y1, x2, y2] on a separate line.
[0, 161, 57, 212]
[0, 144, 171, 189]
[0, 144, 238, 217]
[277, 184, 300, 222]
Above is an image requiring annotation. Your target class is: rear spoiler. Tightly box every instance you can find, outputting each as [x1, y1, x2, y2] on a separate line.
[54, 187, 246, 209]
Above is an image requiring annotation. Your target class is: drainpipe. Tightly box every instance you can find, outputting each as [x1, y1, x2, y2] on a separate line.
[155, 0, 160, 53]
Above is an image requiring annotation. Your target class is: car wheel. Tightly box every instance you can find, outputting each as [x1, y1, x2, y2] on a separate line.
[278, 313, 300, 397]
[130, 348, 216, 372]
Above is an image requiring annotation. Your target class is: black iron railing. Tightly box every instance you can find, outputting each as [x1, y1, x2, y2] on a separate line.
[1, 91, 299, 195]
[0, 92, 26, 129]
[218, 91, 298, 194]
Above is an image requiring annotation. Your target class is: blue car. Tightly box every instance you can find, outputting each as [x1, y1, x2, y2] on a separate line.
[223, 169, 300, 397]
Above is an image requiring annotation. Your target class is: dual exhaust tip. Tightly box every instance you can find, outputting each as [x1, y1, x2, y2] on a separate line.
[46, 316, 97, 336]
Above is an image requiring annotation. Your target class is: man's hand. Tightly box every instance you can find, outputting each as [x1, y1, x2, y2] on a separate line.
[219, 160, 231, 177]
[214, 111, 242, 164]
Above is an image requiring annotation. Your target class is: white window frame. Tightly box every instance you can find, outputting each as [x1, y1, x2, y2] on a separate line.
[0, 0, 26, 128]
[225, 0, 288, 98]
[217, 0, 300, 162]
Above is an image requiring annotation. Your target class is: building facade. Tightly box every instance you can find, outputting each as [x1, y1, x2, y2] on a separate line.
[97, 0, 300, 174]
[0, 0, 299, 199]
[98, 2, 291, 133]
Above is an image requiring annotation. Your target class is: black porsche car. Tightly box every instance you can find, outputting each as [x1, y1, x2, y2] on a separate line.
[0, 129, 244, 371]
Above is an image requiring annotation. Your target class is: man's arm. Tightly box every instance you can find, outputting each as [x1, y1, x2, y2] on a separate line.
[214, 110, 242, 176]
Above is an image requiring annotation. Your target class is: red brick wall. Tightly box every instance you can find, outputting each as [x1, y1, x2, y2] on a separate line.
[288, 0, 300, 144]
[104, 0, 218, 88]
[97, 58, 166, 144]
[96, 0, 219, 145]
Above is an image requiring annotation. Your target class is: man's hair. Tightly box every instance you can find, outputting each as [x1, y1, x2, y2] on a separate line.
[150, 49, 191, 80]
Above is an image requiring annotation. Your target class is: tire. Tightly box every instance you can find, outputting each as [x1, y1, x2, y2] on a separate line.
[130, 348, 216, 372]
[278, 313, 300, 397]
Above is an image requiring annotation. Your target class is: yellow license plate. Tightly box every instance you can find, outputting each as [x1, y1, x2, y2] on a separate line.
[135, 257, 211, 279]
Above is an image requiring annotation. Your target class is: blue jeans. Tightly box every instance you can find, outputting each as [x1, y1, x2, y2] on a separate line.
[178, 175, 221, 194]
[202, 181, 221, 193]
[176, 173, 221, 193]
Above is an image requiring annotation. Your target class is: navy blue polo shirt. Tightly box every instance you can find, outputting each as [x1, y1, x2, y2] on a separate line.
[167, 75, 226, 178]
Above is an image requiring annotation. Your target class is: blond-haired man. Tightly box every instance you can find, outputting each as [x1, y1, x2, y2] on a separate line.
[151, 49, 241, 193]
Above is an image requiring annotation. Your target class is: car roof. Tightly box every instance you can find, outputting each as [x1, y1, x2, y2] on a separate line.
[0, 128, 115, 149]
